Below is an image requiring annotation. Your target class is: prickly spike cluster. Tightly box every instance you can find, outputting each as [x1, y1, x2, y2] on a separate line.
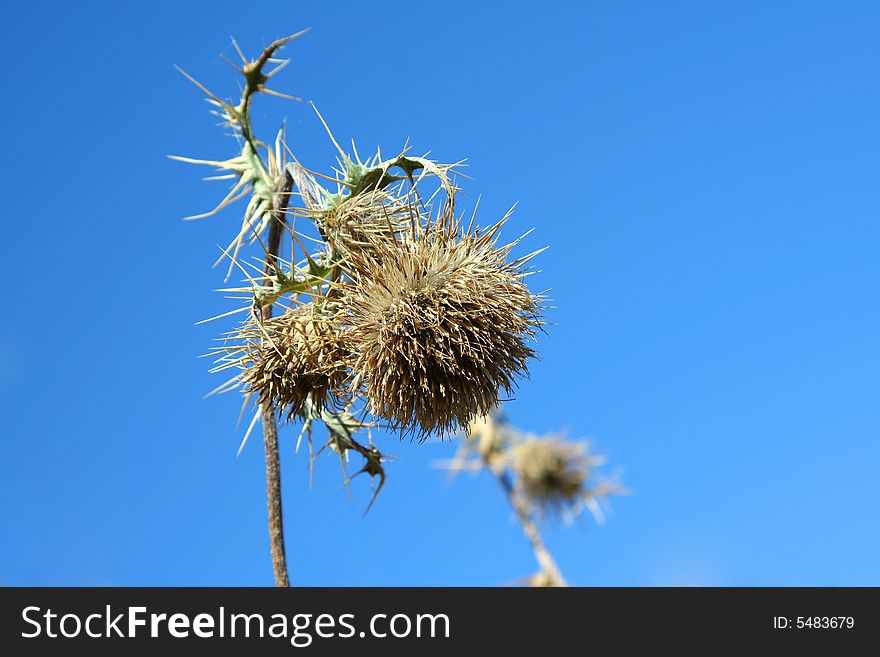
[345, 207, 544, 437]
[217, 303, 351, 420]
[170, 32, 308, 280]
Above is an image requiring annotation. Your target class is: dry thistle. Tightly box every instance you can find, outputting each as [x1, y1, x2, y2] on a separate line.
[508, 435, 624, 521]
[318, 188, 411, 263]
[182, 33, 499, 584]
[224, 303, 351, 420]
[437, 411, 626, 585]
[180, 32, 553, 589]
[346, 213, 543, 437]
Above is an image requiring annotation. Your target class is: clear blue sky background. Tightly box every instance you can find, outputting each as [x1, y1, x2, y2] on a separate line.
[1, 1, 878, 586]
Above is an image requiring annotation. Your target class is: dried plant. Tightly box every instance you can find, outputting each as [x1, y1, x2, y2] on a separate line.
[438, 411, 626, 586]
[220, 304, 352, 420]
[174, 33, 547, 585]
[508, 436, 622, 521]
[346, 212, 543, 437]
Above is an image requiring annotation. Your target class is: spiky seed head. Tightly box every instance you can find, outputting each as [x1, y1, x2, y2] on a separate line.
[319, 189, 410, 263]
[346, 218, 541, 437]
[508, 436, 621, 518]
[235, 304, 351, 419]
[511, 438, 588, 506]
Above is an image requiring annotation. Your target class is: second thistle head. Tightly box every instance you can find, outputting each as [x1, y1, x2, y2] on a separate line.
[232, 303, 351, 419]
[346, 211, 543, 437]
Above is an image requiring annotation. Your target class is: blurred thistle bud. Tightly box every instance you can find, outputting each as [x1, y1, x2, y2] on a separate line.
[346, 214, 543, 437]
[508, 435, 625, 521]
[467, 412, 509, 469]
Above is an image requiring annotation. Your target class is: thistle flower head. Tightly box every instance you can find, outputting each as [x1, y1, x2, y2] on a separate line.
[318, 188, 411, 262]
[229, 304, 351, 419]
[346, 214, 542, 437]
[508, 435, 623, 519]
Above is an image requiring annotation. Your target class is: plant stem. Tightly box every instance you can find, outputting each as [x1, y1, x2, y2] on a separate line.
[260, 169, 294, 587]
[495, 468, 567, 586]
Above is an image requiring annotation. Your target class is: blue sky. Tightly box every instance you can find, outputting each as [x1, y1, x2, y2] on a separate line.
[1, 1, 878, 586]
